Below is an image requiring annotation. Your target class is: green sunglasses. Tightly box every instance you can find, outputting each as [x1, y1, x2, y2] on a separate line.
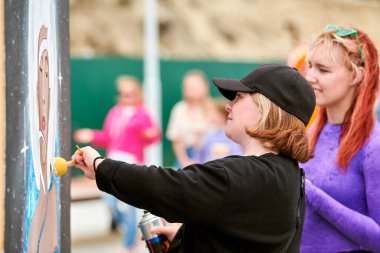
[325, 25, 364, 65]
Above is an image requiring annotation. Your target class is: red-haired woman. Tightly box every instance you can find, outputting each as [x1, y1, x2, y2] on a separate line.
[301, 25, 380, 253]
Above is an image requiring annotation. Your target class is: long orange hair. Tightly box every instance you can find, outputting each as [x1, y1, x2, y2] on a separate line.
[309, 27, 379, 171]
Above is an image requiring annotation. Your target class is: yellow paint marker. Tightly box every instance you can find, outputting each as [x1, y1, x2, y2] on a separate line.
[51, 157, 75, 177]
[52, 145, 82, 177]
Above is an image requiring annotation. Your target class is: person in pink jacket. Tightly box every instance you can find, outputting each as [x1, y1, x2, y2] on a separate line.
[74, 75, 161, 253]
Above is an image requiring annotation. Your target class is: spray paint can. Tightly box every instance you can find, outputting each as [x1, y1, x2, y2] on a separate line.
[139, 210, 170, 253]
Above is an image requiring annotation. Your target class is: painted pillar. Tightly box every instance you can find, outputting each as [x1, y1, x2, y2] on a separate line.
[4, 1, 70, 252]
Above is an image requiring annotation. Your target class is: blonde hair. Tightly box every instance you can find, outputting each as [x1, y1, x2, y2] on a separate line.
[116, 75, 141, 89]
[116, 75, 143, 101]
[182, 69, 214, 115]
[310, 32, 363, 73]
[246, 93, 313, 162]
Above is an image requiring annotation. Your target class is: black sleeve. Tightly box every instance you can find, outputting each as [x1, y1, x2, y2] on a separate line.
[95, 158, 229, 224]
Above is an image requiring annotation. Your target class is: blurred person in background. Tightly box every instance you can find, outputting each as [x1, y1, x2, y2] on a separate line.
[300, 25, 380, 253]
[287, 43, 318, 130]
[194, 98, 242, 163]
[287, 44, 308, 75]
[166, 70, 214, 168]
[73, 75, 161, 253]
[71, 64, 315, 253]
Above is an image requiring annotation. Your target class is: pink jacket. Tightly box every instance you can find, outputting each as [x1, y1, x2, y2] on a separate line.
[91, 105, 161, 164]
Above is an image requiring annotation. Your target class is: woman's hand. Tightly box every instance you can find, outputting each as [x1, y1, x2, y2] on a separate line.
[140, 220, 182, 242]
[71, 146, 103, 180]
[143, 127, 160, 139]
[73, 128, 94, 143]
[305, 178, 312, 186]
[150, 220, 182, 242]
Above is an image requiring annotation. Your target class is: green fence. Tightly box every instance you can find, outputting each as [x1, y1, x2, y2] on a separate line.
[71, 57, 280, 169]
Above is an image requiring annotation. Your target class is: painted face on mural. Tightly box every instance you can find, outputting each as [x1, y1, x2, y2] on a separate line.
[37, 26, 50, 180]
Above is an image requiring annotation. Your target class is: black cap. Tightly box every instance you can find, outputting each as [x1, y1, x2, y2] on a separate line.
[212, 64, 316, 125]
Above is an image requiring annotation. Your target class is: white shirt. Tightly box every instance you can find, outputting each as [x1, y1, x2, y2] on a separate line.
[166, 101, 211, 148]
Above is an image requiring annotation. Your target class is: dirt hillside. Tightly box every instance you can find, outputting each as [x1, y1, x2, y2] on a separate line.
[70, 0, 380, 61]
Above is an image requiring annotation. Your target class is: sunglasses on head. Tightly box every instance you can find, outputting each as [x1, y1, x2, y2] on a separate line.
[324, 25, 364, 65]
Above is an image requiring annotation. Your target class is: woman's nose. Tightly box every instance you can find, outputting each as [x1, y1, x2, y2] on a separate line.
[225, 102, 232, 112]
[305, 68, 316, 84]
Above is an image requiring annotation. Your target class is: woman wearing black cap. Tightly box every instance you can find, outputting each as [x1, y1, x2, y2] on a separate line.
[72, 64, 316, 253]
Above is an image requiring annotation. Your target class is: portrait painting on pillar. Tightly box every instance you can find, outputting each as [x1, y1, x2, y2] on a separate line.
[26, 0, 61, 252]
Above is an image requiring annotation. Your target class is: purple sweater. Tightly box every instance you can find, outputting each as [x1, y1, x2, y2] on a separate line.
[300, 121, 380, 253]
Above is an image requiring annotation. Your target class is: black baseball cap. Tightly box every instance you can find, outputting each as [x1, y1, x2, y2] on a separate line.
[212, 64, 316, 125]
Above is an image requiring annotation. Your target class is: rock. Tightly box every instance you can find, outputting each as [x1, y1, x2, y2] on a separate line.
[70, 0, 380, 61]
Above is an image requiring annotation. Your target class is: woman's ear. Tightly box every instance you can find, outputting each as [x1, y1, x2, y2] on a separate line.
[352, 66, 364, 86]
